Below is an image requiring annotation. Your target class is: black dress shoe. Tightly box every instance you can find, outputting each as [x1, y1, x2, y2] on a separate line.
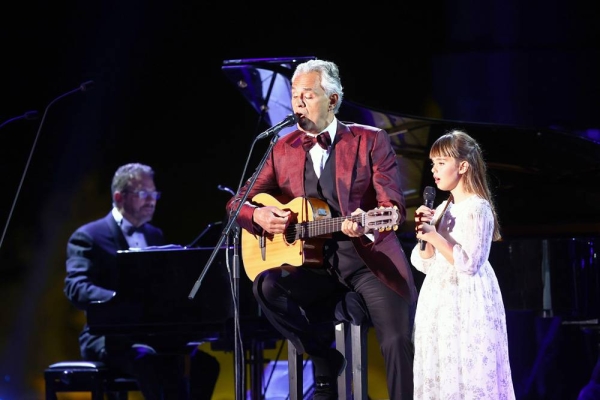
[313, 375, 337, 400]
[312, 349, 347, 399]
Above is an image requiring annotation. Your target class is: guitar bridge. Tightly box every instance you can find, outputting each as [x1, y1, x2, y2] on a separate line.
[259, 235, 266, 260]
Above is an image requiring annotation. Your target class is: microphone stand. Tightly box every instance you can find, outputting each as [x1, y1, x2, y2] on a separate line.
[0, 81, 94, 251]
[188, 130, 282, 400]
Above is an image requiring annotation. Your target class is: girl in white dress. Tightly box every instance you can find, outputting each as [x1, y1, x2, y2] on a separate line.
[411, 130, 516, 400]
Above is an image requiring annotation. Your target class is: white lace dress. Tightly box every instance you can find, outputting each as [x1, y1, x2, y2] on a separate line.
[410, 195, 516, 400]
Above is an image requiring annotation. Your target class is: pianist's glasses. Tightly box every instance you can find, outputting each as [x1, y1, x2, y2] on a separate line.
[124, 190, 161, 200]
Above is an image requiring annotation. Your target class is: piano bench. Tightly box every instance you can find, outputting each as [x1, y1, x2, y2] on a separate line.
[287, 320, 369, 400]
[44, 361, 139, 400]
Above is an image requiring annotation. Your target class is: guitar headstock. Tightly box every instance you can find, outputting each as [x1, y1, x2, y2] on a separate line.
[364, 206, 400, 232]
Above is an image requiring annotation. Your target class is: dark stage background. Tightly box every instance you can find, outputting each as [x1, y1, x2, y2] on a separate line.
[1, 1, 599, 399]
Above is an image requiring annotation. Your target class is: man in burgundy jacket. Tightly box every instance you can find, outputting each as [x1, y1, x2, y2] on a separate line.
[226, 59, 417, 400]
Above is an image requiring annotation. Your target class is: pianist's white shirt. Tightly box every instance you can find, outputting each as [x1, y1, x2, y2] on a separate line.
[112, 207, 148, 250]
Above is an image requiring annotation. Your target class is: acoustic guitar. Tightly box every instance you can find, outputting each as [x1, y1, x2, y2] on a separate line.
[241, 193, 400, 281]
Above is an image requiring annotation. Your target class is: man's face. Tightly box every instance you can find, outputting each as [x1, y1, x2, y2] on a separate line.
[120, 174, 158, 225]
[291, 71, 336, 134]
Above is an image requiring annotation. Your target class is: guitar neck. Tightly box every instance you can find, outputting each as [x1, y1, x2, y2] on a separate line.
[293, 214, 363, 239]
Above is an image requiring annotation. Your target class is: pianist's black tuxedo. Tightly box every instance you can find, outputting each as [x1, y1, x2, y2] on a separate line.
[65, 212, 219, 400]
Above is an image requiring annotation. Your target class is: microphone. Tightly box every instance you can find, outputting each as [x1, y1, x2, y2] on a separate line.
[185, 221, 223, 248]
[79, 80, 95, 92]
[0, 110, 39, 129]
[419, 185, 436, 251]
[0, 81, 94, 251]
[217, 184, 236, 196]
[256, 113, 298, 140]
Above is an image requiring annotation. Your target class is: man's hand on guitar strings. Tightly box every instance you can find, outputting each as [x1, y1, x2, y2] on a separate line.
[342, 208, 365, 237]
[253, 206, 291, 234]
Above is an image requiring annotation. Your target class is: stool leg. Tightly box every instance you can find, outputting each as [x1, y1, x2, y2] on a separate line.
[288, 340, 303, 400]
[115, 391, 130, 400]
[335, 322, 351, 399]
[92, 389, 104, 400]
[92, 373, 104, 400]
[45, 382, 58, 400]
[105, 393, 127, 400]
[351, 323, 368, 400]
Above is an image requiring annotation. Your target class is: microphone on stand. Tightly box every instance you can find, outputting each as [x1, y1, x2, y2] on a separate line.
[0, 110, 39, 130]
[186, 184, 239, 249]
[217, 184, 235, 196]
[0, 81, 95, 251]
[255, 113, 298, 140]
[419, 185, 436, 251]
[185, 221, 223, 249]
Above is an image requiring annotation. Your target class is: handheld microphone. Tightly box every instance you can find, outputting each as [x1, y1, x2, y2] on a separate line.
[256, 113, 298, 140]
[419, 185, 436, 251]
[0, 81, 94, 251]
[0, 110, 39, 129]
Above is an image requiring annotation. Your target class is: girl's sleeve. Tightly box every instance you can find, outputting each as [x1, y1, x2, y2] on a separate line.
[452, 199, 494, 275]
[410, 243, 435, 274]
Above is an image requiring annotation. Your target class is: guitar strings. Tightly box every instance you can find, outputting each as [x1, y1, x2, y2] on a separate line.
[283, 208, 398, 241]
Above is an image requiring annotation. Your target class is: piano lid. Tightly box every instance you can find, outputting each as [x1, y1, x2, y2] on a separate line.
[222, 56, 600, 239]
[87, 247, 234, 337]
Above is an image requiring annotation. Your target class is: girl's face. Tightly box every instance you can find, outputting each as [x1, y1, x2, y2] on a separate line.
[431, 156, 464, 192]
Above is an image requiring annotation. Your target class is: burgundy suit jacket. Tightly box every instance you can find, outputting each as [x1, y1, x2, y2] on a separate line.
[228, 120, 417, 303]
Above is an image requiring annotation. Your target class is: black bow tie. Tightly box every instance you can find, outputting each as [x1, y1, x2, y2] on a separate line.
[126, 224, 144, 236]
[302, 132, 331, 152]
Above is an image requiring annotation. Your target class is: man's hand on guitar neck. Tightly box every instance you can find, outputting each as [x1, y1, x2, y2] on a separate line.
[253, 206, 291, 234]
[341, 208, 366, 238]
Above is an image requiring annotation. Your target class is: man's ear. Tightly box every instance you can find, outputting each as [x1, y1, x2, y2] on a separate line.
[329, 94, 338, 111]
[113, 191, 123, 203]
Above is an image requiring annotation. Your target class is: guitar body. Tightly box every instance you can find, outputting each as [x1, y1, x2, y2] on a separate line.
[241, 193, 331, 282]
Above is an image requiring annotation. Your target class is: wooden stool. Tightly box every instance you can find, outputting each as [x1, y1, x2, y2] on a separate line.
[44, 360, 139, 400]
[288, 320, 369, 400]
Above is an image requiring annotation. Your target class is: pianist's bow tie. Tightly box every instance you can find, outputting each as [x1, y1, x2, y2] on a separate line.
[127, 224, 145, 236]
[302, 131, 331, 152]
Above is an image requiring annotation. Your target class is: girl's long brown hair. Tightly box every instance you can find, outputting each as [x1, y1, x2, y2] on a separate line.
[430, 130, 502, 241]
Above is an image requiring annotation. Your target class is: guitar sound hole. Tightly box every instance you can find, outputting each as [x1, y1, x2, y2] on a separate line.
[284, 216, 300, 243]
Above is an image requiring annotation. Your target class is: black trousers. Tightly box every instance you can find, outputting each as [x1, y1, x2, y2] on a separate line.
[253, 265, 414, 400]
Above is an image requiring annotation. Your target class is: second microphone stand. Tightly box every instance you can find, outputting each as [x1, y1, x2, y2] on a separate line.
[188, 130, 282, 400]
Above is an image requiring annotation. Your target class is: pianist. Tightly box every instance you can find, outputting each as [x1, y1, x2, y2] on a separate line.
[64, 162, 220, 400]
